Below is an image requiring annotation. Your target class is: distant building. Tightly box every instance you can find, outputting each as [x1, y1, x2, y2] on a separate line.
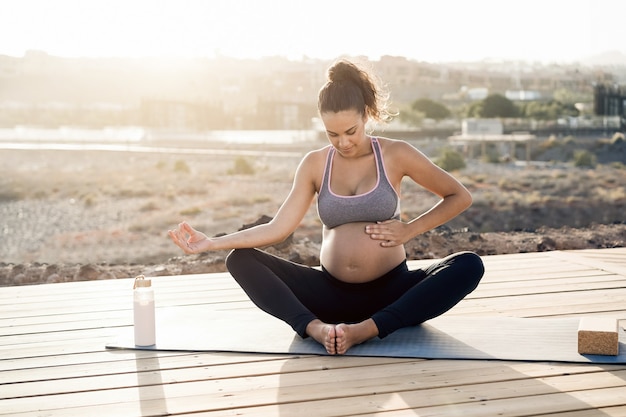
[594, 84, 625, 116]
[594, 84, 626, 132]
[449, 118, 536, 162]
[465, 87, 489, 101]
[462, 118, 503, 135]
[505, 90, 542, 101]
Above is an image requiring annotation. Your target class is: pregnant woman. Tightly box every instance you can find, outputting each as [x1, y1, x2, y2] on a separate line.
[168, 59, 484, 355]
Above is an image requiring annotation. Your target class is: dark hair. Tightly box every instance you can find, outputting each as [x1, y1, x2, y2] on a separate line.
[318, 59, 394, 124]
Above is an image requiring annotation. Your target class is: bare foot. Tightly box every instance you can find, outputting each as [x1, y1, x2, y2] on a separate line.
[306, 319, 338, 354]
[335, 319, 379, 355]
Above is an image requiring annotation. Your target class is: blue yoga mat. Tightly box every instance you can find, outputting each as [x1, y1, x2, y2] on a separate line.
[106, 306, 626, 364]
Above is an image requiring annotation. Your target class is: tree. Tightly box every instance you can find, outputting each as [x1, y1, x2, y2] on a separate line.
[410, 98, 451, 120]
[520, 100, 579, 120]
[480, 94, 518, 118]
[553, 88, 592, 106]
[464, 101, 484, 118]
[398, 105, 425, 127]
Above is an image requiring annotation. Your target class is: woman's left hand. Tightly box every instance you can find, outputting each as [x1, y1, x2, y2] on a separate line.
[364, 220, 410, 247]
[168, 221, 213, 254]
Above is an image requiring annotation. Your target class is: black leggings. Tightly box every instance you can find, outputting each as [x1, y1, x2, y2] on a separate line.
[225, 248, 484, 339]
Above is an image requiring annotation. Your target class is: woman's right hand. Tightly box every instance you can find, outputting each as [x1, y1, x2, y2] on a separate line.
[168, 221, 212, 254]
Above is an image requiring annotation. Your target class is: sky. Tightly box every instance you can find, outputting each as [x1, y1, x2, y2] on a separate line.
[1, 0, 625, 64]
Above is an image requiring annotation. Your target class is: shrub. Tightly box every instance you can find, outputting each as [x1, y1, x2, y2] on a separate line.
[174, 160, 190, 173]
[180, 206, 202, 216]
[539, 135, 559, 150]
[482, 147, 501, 164]
[436, 149, 466, 171]
[563, 136, 576, 146]
[228, 157, 255, 175]
[82, 193, 97, 207]
[573, 150, 597, 168]
[139, 201, 159, 212]
[611, 132, 625, 146]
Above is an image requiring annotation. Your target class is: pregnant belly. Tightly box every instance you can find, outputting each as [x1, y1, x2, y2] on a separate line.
[320, 222, 406, 283]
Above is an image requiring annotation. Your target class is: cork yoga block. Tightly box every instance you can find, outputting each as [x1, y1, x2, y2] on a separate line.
[577, 317, 619, 356]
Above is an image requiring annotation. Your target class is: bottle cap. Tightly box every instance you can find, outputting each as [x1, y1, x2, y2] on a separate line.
[133, 275, 152, 289]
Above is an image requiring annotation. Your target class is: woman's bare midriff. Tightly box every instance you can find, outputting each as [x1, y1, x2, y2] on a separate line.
[320, 222, 407, 283]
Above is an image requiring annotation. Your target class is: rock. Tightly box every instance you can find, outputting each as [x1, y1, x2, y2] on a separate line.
[537, 236, 557, 251]
[75, 264, 102, 281]
[46, 273, 63, 284]
[469, 234, 483, 242]
[10, 264, 26, 278]
[143, 265, 174, 277]
[11, 273, 27, 285]
[97, 271, 117, 281]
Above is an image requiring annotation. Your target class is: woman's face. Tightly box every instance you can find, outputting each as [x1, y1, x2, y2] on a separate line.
[321, 109, 369, 158]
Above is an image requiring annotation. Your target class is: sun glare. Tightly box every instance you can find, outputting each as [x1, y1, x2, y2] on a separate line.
[1, 0, 625, 63]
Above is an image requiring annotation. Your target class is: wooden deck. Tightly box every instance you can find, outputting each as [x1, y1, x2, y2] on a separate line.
[2, 247, 626, 416]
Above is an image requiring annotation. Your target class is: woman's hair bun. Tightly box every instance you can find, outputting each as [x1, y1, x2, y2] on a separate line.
[327, 60, 356, 83]
[319, 58, 395, 125]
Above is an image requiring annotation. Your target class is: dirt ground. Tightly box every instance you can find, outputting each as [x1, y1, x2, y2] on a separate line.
[1, 143, 624, 286]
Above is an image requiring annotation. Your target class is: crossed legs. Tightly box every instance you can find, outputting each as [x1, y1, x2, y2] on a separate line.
[226, 248, 484, 354]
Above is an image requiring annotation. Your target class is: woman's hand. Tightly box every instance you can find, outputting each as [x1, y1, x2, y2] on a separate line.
[364, 220, 411, 247]
[168, 221, 213, 254]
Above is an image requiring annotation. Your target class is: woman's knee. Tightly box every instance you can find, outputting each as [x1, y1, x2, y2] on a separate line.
[459, 251, 484, 274]
[457, 251, 484, 289]
[443, 251, 484, 291]
[225, 248, 256, 274]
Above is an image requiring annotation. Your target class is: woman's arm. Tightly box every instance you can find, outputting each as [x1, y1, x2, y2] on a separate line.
[168, 152, 319, 254]
[366, 140, 472, 247]
[402, 142, 472, 234]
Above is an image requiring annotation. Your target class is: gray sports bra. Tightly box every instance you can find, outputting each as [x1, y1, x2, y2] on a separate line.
[317, 137, 401, 229]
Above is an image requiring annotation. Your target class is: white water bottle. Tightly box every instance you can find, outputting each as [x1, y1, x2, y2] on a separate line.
[133, 275, 156, 346]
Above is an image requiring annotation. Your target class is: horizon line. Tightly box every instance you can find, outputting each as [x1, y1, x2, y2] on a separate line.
[3, 49, 626, 67]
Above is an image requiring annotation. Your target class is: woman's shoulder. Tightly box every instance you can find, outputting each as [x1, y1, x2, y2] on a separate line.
[301, 144, 332, 164]
[376, 136, 433, 174]
[295, 145, 331, 175]
[376, 136, 421, 156]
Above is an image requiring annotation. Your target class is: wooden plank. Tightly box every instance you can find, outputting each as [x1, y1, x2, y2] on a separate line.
[548, 249, 626, 277]
[467, 287, 626, 309]
[1, 356, 423, 400]
[0, 295, 251, 319]
[459, 299, 626, 318]
[0, 275, 239, 300]
[0, 350, 191, 373]
[0, 334, 119, 360]
[0, 352, 301, 384]
[1, 360, 500, 414]
[533, 405, 626, 417]
[469, 275, 626, 298]
[188, 371, 626, 417]
[0, 284, 248, 312]
[222, 387, 626, 417]
[5, 363, 626, 416]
